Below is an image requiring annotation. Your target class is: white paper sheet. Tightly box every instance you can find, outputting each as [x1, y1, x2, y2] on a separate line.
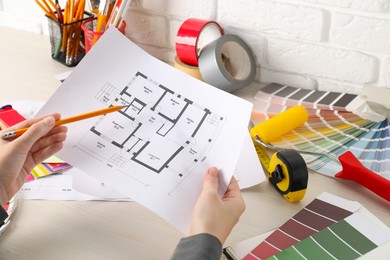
[35, 28, 254, 233]
[54, 70, 72, 83]
[18, 168, 97, 200]
[72, 133, 265, 198]
[234, 133, 265, 189]
[18, 167, 131, 201]
[18, 168, 132, 201]
[72, 168, 131, 200]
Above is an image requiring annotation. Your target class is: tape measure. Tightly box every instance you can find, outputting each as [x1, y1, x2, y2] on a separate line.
[250, 105, 309, 202]
[269, 149, 308, 202]
[252, 140, 308, 202]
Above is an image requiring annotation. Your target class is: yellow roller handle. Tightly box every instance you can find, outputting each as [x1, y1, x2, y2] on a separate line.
[250, 105, 308, 143]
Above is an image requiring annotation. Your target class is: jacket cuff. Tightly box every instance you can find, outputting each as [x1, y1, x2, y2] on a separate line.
[0, 204, 8, 228]
[170, 233, 222, 260]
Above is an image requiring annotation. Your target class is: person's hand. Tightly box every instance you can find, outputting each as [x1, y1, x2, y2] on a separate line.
[189, 167, 245, 244]
[0, 114, 67, 205]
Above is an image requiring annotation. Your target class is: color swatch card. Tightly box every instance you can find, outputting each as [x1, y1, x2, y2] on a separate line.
[272, 213, 390, 260]
[27, 160, 73, 181]
[243, 192, 361, 259]
[251, 83, 390, 179]
[224, 193, 390, 260]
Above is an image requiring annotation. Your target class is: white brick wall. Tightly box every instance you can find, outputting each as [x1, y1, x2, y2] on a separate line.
[218, 1, 325, 42]
[331, 13, 390, 54]
[267, 38, 377, 83]
[301, 0, 390, 13]
[1, 0, 390, 95]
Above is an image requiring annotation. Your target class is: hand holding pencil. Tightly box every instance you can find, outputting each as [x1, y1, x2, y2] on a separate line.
[1, 105, 126, 139]
[0, 113, 68, 205]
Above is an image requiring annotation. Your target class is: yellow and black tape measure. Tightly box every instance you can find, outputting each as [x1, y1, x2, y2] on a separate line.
[268, 149, 308, 202]
[252, 139, 308, 202]
[250, 106, 309, 202]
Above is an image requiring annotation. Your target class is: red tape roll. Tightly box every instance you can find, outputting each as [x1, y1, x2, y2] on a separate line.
[176, 18, 224, 66]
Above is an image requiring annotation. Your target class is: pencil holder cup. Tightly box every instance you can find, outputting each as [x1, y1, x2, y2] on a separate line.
[46, 11, 93, 67]
[81, 17, 127, 53]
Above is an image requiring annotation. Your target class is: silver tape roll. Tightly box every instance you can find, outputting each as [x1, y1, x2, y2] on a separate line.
[198, 34, 256, 93]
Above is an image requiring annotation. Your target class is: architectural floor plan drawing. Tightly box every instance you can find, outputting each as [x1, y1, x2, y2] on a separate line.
[37, 28, 254, 233]
[76, 72, 224, 188]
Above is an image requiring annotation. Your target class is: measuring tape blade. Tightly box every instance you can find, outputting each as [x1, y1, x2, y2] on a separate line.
[253, 142, 270, 170]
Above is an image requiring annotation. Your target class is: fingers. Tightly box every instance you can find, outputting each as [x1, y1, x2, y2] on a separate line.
[226, 176, 240, 193]
[223, 176, 246, 212]
[14, 116, 56, 150]
[202, 168, 241, 197]
[31, 141, 65, 165]
[201, 167, 219, 195]
[5, 113, 61, 131]
[223, 176, 243, 200]
[29, 126, 67, 154]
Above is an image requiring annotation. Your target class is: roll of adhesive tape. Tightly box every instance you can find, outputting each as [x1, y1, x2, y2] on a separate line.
[176, 18, 224, 66]
[198, 34, 256, 93]
[173, 56, 203, 81]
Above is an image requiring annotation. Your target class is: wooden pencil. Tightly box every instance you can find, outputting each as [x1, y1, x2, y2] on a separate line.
[1, 105, 127, 139]
[35, 0, 57, 20]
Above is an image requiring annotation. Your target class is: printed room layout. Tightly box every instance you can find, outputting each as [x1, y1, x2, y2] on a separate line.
[76, 72, 224, 186]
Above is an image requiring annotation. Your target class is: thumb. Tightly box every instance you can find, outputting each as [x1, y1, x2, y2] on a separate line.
[201, 167, 220, 194]
[15, 116, 56, 148]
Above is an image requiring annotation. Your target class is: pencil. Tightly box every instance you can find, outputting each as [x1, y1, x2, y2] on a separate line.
[35, 0, 57, 20]
[47, 0, 57, 10]
[61, 2, 69, 53]
[41, 0, 57, 18]
[1, 105, 126, 139]
[55, 0, 63, 23]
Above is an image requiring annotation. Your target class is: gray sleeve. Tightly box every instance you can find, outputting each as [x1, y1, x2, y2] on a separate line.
[0, 205, 8, 228]
[170, 233, 222, 260]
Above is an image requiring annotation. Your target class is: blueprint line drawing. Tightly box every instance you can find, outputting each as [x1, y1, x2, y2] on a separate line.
[76, 72, 225, 190]
[36, 29, 254, 233]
